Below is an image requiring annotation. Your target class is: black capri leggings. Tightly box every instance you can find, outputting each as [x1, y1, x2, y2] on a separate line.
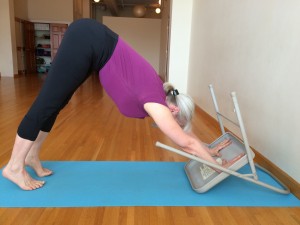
[17, 19, 118, 141]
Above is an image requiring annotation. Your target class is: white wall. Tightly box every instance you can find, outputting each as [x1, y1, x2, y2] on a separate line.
[27, 0, 73, 23]
[82, 0, 90, 18]
[14, 0, 28, 20]
[168, 0, 193, 92]
[103, 17, 161, 72]
[0, 0, 18, 77]
[186, 0, 300, 182]
[158, 0, 171, 80]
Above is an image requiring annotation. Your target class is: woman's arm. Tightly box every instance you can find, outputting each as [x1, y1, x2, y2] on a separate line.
[187, 131, 232, 157]
[144, 102, 218, 165]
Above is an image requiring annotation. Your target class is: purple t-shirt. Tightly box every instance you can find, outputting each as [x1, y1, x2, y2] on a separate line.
[99, 37, 167, 118]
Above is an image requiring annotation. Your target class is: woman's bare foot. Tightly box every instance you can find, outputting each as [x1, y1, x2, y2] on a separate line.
[25, 157, 53, 177]
[2, 166, 45, 190]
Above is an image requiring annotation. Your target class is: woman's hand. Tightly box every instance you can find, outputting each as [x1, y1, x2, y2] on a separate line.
[221, 153, 245, 168]
[209, 139, 232, 157]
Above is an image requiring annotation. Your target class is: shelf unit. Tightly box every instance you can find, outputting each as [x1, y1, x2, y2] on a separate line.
[34, 23, 51, 73]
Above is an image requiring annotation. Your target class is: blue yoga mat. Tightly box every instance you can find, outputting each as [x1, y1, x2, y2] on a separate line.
[0, 161, 299, 207]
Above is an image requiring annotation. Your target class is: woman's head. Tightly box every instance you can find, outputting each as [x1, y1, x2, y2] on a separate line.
[163, 82, 195, 132]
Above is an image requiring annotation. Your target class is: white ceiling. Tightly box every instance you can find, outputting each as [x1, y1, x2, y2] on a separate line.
[117, 0, 160, 7]
[92, 0, 162, 17]
[92, 0, 160, 8]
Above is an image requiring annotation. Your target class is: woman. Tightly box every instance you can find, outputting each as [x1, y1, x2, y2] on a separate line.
[2, 19, 239, 190]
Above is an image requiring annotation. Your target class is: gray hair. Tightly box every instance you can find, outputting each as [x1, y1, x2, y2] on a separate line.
[163, 82, 195, 132]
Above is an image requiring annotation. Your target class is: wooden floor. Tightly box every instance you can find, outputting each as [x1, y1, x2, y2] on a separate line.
[0, 74, 299, 225]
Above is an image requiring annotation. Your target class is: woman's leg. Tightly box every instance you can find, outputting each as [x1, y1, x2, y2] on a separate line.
[24, 96, 72, 177]
[25, 131, 52, 177]
[2, 19, 115, 190]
